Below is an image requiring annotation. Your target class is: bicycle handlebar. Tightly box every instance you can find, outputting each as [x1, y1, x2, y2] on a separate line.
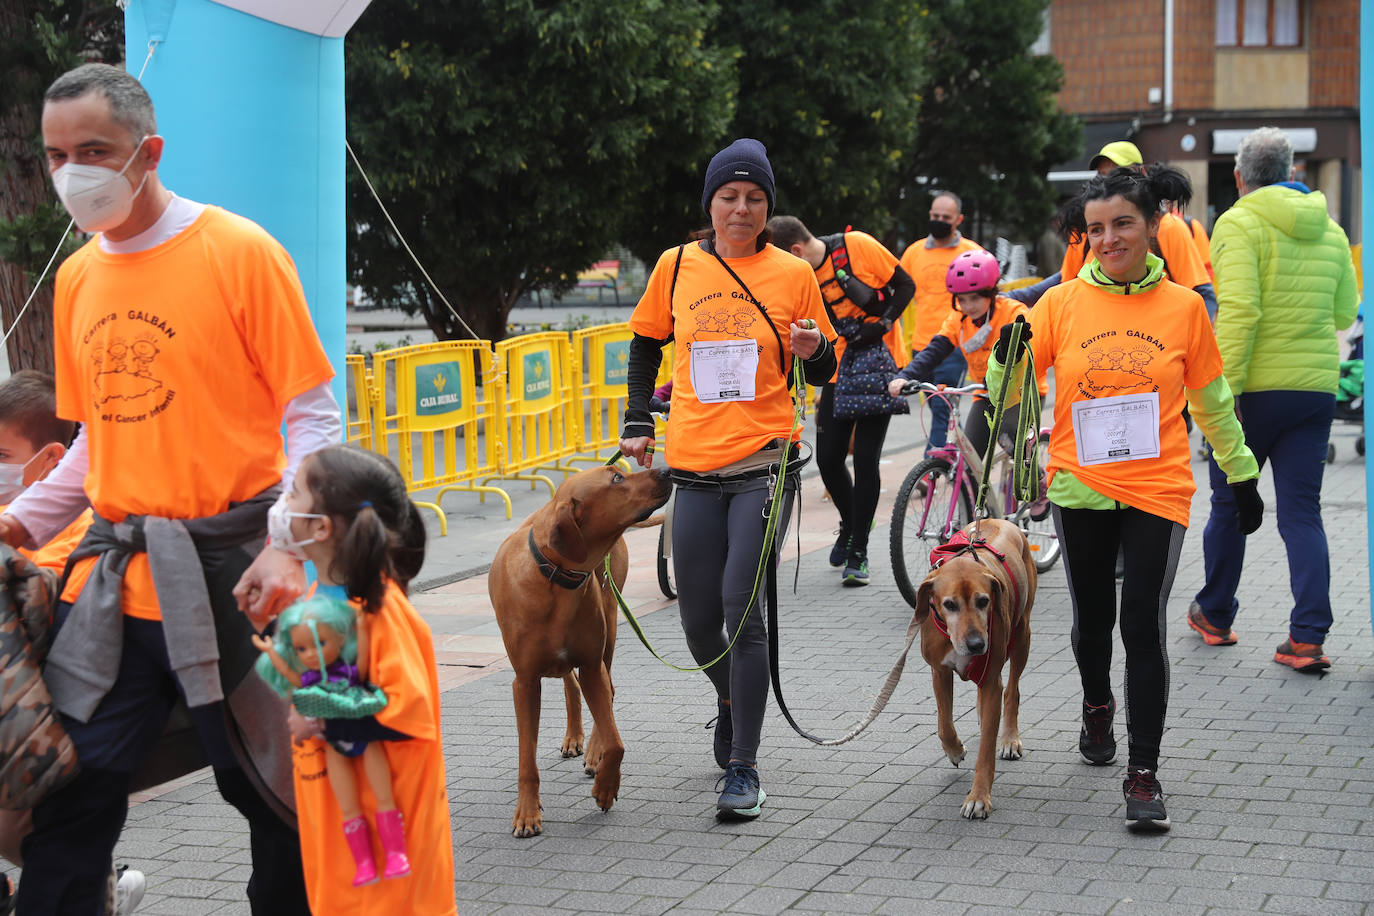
[897, 380, 987, 398]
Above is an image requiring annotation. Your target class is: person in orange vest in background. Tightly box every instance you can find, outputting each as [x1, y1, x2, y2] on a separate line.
[1010, 142, 1218, 321]
[898, 191, 982, 454]
[769, 215, 914, 586]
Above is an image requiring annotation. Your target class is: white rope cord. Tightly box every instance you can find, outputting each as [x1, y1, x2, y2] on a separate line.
[2, 40, 160, 351]
[345, 140, 501, 380]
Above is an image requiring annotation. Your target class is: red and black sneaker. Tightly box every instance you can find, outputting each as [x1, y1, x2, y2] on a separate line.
[1186, 602, 1238, 646]
[1080, 696, 1116, 765]
[1274, 638, 1330, 673]
[1123, 767, 1171, 833]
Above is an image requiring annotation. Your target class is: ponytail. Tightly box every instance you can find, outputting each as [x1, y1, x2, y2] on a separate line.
[334, 504, 390, 614]
[1058, 163, 1193, 240]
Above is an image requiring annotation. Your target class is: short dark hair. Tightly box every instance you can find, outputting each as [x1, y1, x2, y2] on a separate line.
[931, 190, 963, 213]
[1058, 164, 1192, 242]
[0, 370, 75, 450]
[766, 215, 813, 252]
[45, 63, 157, 142]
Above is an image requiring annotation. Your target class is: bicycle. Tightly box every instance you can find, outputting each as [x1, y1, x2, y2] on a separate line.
[889, 380, 1060, 610]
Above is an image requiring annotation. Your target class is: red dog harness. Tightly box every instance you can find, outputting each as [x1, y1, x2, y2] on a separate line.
[927, 531, 1025, 686]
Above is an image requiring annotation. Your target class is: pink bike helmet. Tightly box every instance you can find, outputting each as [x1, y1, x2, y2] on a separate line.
[945, 249, 1001, 294]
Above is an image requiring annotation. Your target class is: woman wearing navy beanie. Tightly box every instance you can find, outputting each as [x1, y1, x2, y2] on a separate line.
[620, 138, 837, 820]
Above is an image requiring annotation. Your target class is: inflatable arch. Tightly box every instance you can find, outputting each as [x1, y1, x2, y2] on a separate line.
[123, 0, 372, 410]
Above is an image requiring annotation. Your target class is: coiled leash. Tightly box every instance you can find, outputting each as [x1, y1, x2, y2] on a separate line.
[972, 317, 1041, 528]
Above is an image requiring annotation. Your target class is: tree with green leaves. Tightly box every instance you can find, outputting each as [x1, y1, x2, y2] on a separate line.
[0, 0, 123, 375]
[699, 0, 927, 241]
[895, 0, 1079, 242]
[345, 0, 737, 342]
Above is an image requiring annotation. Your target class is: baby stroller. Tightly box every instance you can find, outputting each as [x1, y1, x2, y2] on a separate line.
[1331, 312, 1363, 459]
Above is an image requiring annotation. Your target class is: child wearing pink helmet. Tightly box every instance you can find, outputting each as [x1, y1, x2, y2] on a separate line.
[888, 249, 1046, 459]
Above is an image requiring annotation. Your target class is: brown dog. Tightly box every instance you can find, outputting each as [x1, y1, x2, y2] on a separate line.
[914, 518, 1036, 819]
[488, 464, 672, 837]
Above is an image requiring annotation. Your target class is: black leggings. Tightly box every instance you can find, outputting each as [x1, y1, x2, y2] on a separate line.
[1052, 504, 1185, 772]
[672, 477, 795, 766]
[815, 383, 891, 555]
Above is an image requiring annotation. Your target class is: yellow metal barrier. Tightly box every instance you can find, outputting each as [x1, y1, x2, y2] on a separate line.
[345, 353, 375, 450]
[368, 340, 512, 531]
[491, 332, 577, 496]
[571, 323, 632, 466]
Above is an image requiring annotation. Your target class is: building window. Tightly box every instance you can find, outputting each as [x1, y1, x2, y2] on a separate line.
[1216, 0, 1302, 47]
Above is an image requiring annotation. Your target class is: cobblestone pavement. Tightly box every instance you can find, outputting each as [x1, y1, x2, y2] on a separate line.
[111, 422, 1371, 915]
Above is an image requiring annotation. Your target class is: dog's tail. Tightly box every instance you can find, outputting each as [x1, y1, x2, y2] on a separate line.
[630, 514, 665, 529]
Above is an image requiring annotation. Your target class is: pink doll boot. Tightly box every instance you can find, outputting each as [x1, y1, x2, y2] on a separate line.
[375, 808, 412, 879]
[343, 816, 379, 886]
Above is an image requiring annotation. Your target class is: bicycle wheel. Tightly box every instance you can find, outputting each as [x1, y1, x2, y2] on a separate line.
[1016, 431, 1060, 573]
[890, 457, 973, 609]
[657, 523, 676, 599]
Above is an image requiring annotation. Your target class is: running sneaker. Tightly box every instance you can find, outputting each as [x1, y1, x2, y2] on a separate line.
[716, 763, 766, 819]
[707, 697, 732, 769]
[1080, 696, 1117, 765]
[1123, 767, 1171, 832]
[1186, 602, 1238, 646]
[842, 549, 870, 587]
[116, 867, 146, 915]
[1274, 638, 1331, 673]
[828, 527, 851, 567]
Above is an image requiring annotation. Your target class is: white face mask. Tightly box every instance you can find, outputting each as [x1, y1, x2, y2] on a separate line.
[0, 452, 43, 505]
[51, 134, 152, 234]
[267, 492, 324, 561]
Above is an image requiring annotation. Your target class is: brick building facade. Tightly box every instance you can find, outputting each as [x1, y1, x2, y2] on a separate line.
[1047, 0, 1360, 237]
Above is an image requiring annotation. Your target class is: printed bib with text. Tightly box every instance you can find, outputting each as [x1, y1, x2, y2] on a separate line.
[690, 339, 759, 403]
[1071, 392, 1161, 465]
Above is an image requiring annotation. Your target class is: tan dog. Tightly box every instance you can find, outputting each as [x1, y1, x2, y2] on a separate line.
[914, 518, 1036, 819]
[488, 464, 672, 837]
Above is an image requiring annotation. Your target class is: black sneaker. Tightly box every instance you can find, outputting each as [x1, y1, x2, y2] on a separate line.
[1123, 767, 1171, 832]
[1080, 696, 1117, 765]
[716, 762, 766, 819]
[829, 527, 851, 567]
[706, 697, 732, 769]
[842, 548, 870, 587]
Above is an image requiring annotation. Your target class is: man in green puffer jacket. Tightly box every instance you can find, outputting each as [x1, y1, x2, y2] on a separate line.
[1187, 127, 1359, 672]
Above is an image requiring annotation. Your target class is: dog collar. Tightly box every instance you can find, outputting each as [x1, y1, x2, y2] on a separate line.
[527, 529, 591, 590]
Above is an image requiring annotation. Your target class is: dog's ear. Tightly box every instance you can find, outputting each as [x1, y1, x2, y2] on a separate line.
[986, 572, 1006, 623]
[914, 572, 938, 625]
[549, 498, 588, 563]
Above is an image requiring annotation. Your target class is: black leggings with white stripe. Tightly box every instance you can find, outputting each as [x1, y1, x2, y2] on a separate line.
[1052, 504, 1186, 772]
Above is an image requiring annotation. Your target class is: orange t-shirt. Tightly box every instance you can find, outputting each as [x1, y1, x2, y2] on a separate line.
[629, 242, 834, 472]
[898, 235, 982, 351]
[292, 583, 456, 915]
[1028, 277, 1221, 526]
[1061, 211, 1209, 290]
[814, 230, 906, 374]
[16, 507, 93, 574]
[1185, 215, 1213, 282]
[52, 207, 336, 618]
[933, 297, 1048, 396]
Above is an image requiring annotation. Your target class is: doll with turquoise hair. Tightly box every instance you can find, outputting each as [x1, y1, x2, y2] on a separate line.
[253, 595, 402, 887]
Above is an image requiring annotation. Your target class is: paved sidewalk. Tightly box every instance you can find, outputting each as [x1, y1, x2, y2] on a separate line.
[114, 421, 1371, 915]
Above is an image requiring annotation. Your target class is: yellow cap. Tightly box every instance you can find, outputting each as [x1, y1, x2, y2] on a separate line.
[1089, 140, 1143, 170]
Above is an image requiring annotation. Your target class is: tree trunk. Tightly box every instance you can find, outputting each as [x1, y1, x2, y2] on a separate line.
[0, 0, 58, 376]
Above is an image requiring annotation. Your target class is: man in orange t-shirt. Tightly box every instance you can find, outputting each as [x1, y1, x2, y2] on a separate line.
[0, 64, 340, 914]
[898, 191, 982, 452]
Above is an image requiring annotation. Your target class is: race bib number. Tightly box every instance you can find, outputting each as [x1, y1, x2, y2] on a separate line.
[1071, 392, 1161, 465]
[690, 339, 759, 403]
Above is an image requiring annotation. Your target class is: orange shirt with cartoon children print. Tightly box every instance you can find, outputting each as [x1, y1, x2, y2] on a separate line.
[292, 582, 456, 915]
[51, 206, 335, 619]
[1027, 276, 1221, 526]
[629, 242, 834, 472]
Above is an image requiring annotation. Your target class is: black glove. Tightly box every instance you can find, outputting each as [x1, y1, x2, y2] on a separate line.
[993, 316, 1032, 363]
[851, 320, 887, 347]
[1232, 477, 1264, 535]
